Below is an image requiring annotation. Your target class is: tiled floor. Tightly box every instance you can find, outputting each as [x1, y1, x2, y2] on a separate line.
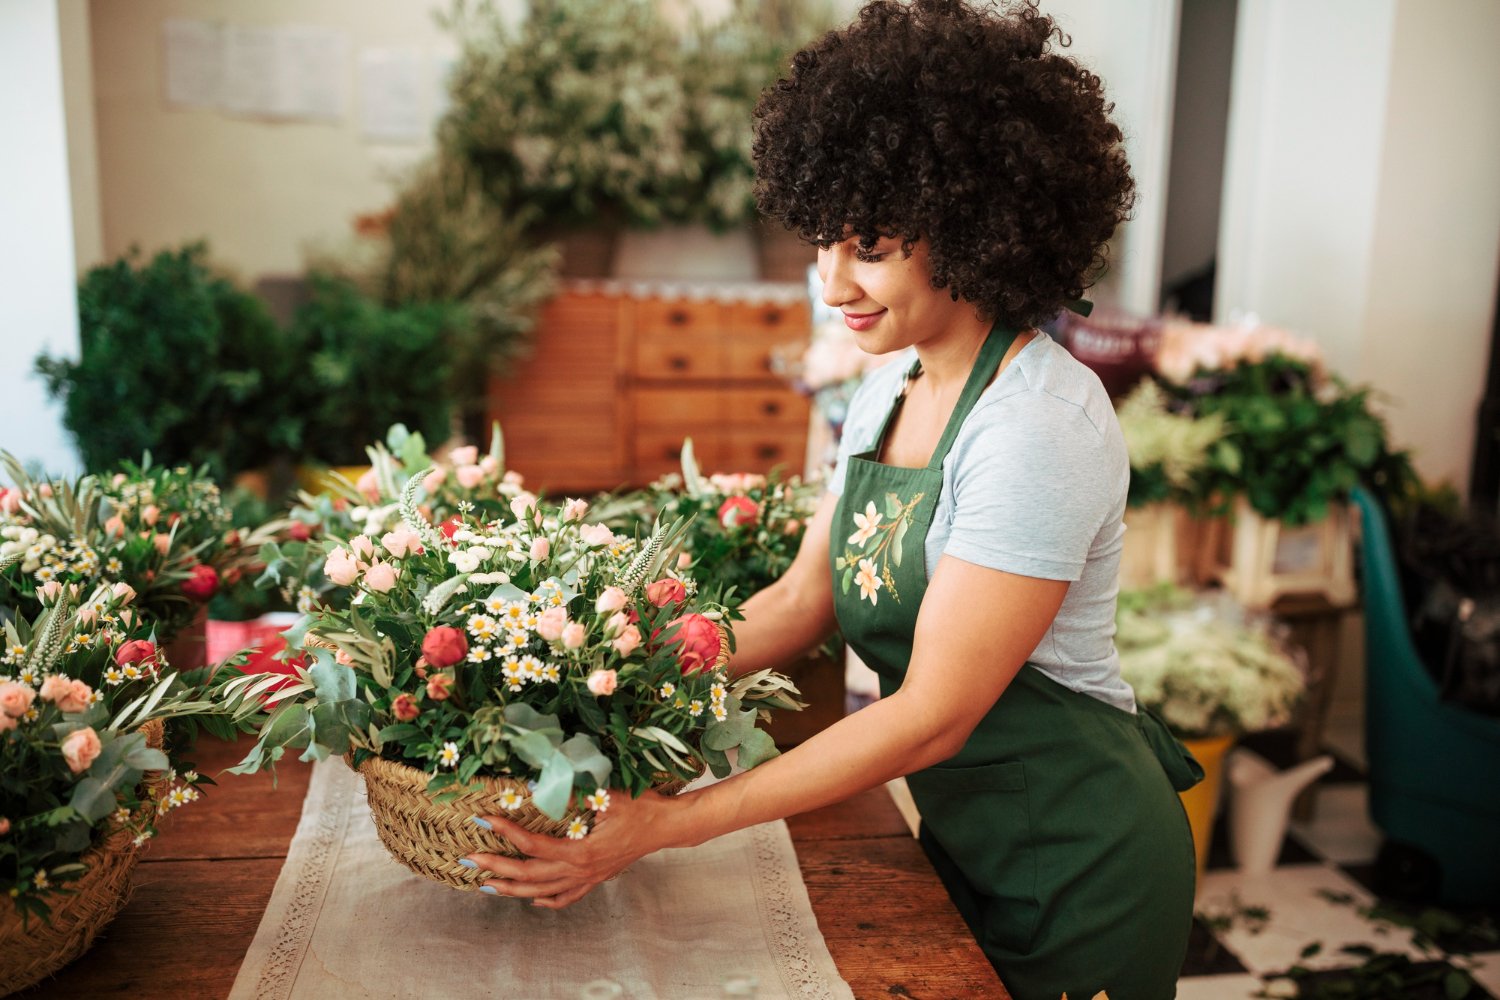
[1177, 731, 1500, 997]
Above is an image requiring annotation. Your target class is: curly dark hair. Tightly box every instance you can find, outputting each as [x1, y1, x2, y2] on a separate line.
[752, 0, 1134, 329]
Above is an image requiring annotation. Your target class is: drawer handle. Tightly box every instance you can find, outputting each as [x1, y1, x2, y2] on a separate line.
[763, 309, 783, 326]
[664, 447, 682, 460]
[668, 356, 690, 371]
[668, 310, 690, 326]
[756, 444, 781, 460]
[761, 401, 782, 417]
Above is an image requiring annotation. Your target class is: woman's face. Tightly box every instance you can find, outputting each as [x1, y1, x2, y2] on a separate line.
[816, 236, 982, 355]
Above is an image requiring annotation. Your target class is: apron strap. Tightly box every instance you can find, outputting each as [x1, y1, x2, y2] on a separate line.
[925, 322, 1020, 470]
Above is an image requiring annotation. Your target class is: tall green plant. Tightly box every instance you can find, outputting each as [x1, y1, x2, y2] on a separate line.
[35, 244, 299, 478]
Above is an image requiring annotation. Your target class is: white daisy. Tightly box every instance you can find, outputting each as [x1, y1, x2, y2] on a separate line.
[438, 742, 461, 768]
[585, 789, 610, 812]
[660, 682, 676, 699]
[688, 700, 705, 718]
[541, 663, 561, 683]
[498, 788, 524, 811]
[467, 645, 493, 664]
[565, 817, 589, 840]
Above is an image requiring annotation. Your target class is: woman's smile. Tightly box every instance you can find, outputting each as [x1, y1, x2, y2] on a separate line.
[842, 309, 886, 331]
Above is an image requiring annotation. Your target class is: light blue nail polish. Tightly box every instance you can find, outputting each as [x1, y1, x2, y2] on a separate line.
[469, 816, 492, 830]
[479, 884, 499, 895]
[457, 858, 478, 869]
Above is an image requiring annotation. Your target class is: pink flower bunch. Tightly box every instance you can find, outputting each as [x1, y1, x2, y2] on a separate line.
[1155, 321, 1325, 385]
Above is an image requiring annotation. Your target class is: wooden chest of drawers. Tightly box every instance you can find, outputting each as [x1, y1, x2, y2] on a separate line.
[487, 286, 812, 494]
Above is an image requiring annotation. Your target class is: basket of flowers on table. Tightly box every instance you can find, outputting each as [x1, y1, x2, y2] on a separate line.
[216, 473, 804, 890]
[0, 583, 215, 991]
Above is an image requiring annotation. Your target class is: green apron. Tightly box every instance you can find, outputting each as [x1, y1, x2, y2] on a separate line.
[830, 325, 1203, 1000]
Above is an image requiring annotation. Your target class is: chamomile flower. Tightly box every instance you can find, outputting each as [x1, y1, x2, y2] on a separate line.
[122, 665, 142, 681]
[498, 788, 525, 811]
[112, 807, 131, 825]
[32, 869, 50, 890]
[688, 700, 705, 717]
[506, 628, 530, 647]
[565, 817, 589, 840]
[467, 645, 493, 664]
[438, 742, 461, 768]
[467, 614, 498, 640]
[183, 770, 199, 783]
[712, 703, 729, 722]
[518, 655, 543, 681]
[710, 683, 727, 702]
[2, 643, 23, 665]
[541, 663, 561, 684]
[585, 789, 611, 812]
[22, 707, 38, 723]
[165, 787, 192, 809]
[296, 586, 318, 613]
[501, 658, 524, 684]
[501, 601, 527, 625]
[132, 831, 153, 846]
[660, 682, 676, 699]
[17, 666, 39, 686]
[484, 595, 507, 615]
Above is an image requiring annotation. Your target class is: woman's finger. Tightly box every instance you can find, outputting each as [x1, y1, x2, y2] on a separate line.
[472, 814, 572, 861]
[531, 883, 597, 910]
[463, 852, 569, 881]
[476, 876, 582, 900]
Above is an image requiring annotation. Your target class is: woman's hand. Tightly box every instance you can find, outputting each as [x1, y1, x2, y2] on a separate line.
[465, 788, 680, 909]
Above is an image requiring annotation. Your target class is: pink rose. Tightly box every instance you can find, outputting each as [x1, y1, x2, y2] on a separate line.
[456, 464, 486, 490]
[420, 626, 469, 669]
[350, 535, 376, 562]
[0, 714, 14, 733]
[104, 514, 125, 538]
[323, 548, 360, 587]
[611, 626, 642, 658]
[479, 455, 500, 476]
[355, 469, 381, 504]
[665, 614, 722, 674]
[182, 564, 220, 602]
[381, 526, 423, 559]
[61, 727, 102, 773]
[37, 483, 53, 499]
[112, 582, 136, 606]
[335, 648, 353, 667]
[562, 622, 586, 649]
[562, 498, 590, 523]
[141, 504, 160, 527]
[59, 679, 93, 714]
[0, 489, 18, 516]
[677, 551, 693, 570]
[115, 639, 158, 668]
[646, 578, 688, 608]
[502, 471, 524, 487]
[363, 561, 397, 593]
[448, 445, 479, 467]
[392, 693, 420, 721]
[718, 495, 759, 529]
[536, 607, 568, 642]
[0, 816, 10, 833]
[529, 537, 550, 562]
[39, 675, 72, 703]
[595, 586, 627, 614]
[586, 669, 618, 696]
[77, 607, 98, 627]
[152, 533, 171, 555]
[38, 580, 62, 605]
[509, 492, 539, 521]
[578, 523, 615, 548]
[426, 672, 454, 701]
[422, 467, 447, 496]
[604, 611, 629, 638]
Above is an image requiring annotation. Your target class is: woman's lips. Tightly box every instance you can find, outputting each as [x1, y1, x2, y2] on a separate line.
[843, 309, 885, 331]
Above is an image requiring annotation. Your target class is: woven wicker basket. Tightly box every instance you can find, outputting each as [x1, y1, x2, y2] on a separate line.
[0, 720, 168, 996]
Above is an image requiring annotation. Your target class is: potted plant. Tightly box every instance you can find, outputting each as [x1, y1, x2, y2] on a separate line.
[34, 243, 301, 483]
[0, 587, 214, 990]
[1151, 321, 1416, 608]
[1115, 584, 1306, 876]
[217, 481, 803, 889]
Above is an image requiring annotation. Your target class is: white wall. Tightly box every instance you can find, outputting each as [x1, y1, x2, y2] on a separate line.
[0, 0, 82, 474]
[1215, 0, 1500, 493]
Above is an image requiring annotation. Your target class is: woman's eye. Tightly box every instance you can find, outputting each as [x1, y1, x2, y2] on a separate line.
[855, 251, 887, 263]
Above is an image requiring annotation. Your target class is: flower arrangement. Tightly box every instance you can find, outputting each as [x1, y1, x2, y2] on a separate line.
[1115, 379, 1226, 509]
[0, 454, 242, 644]
[597, 441, 823, 604]
[1, 585, 213, 922]
[220, 476, 803, 827]
[1148, 320, 1415, 525]
[1115, 585, 1305, 739]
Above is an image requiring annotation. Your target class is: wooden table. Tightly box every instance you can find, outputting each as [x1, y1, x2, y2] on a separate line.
[28, 736, 1008, 999]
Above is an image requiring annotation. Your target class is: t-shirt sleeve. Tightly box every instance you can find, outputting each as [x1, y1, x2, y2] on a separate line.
[942, 394, 1123, 582]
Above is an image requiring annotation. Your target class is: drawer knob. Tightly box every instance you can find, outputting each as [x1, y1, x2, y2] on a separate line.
[762, 401, 782, 417]
[757, 444, 781, 460]
[764, 309, 783, 326]
[668, 310, 690, 326]
[669, 356, 690, 371]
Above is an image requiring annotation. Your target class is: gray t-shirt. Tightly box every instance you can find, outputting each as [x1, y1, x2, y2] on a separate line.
[829, 332, 1137, 712]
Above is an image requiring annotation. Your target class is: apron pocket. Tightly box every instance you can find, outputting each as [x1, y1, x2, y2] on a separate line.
[907, 760, 1039, 955]
[1139, 708, 1206, 792]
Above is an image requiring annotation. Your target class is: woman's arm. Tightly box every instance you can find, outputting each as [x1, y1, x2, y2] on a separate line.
[723, 492, 840, 678]
[467, 551, 1069, 906]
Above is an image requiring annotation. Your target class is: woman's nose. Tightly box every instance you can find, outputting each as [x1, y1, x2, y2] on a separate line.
[818, 246, 859, 308]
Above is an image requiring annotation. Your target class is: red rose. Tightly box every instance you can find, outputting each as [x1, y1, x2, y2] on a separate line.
[717, 495, 759, 529]
[182, 564, 220, 602]
[244, 635, 308, 701]
[439, 516, 464, 546]
[665, 614, 722, 675]
[421, 626, 468, 669]
[392, 693, 420, 721]
[426, 673, 454, 701]
[115, 639, 158, 668]
[288, 521, 313, 542]
[645, 578, 688, 608]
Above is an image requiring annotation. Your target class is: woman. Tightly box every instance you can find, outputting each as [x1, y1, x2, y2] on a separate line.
[468, 2, 1201, 996]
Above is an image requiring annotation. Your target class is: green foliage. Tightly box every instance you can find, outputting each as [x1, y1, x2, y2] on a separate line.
[289, 275, 459, 464]
[1158, 357, 1416, 526]
[35, 244, 299, 478]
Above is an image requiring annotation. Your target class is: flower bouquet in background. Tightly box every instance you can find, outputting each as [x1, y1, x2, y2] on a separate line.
[216, 477, 803, 890]
[0, 454, 245, 649]
[0, 586, 215, 990]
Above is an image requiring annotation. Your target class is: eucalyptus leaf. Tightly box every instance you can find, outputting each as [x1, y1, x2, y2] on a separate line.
[559, 734, 612, 788]
[532, 751, 574, 820]
[735, 728, 779, 770]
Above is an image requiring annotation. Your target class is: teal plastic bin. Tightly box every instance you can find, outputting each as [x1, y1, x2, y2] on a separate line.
[1353, 487, 1500, 903]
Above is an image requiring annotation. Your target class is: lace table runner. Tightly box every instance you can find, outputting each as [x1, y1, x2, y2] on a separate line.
[229, 760, 855, 1000]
